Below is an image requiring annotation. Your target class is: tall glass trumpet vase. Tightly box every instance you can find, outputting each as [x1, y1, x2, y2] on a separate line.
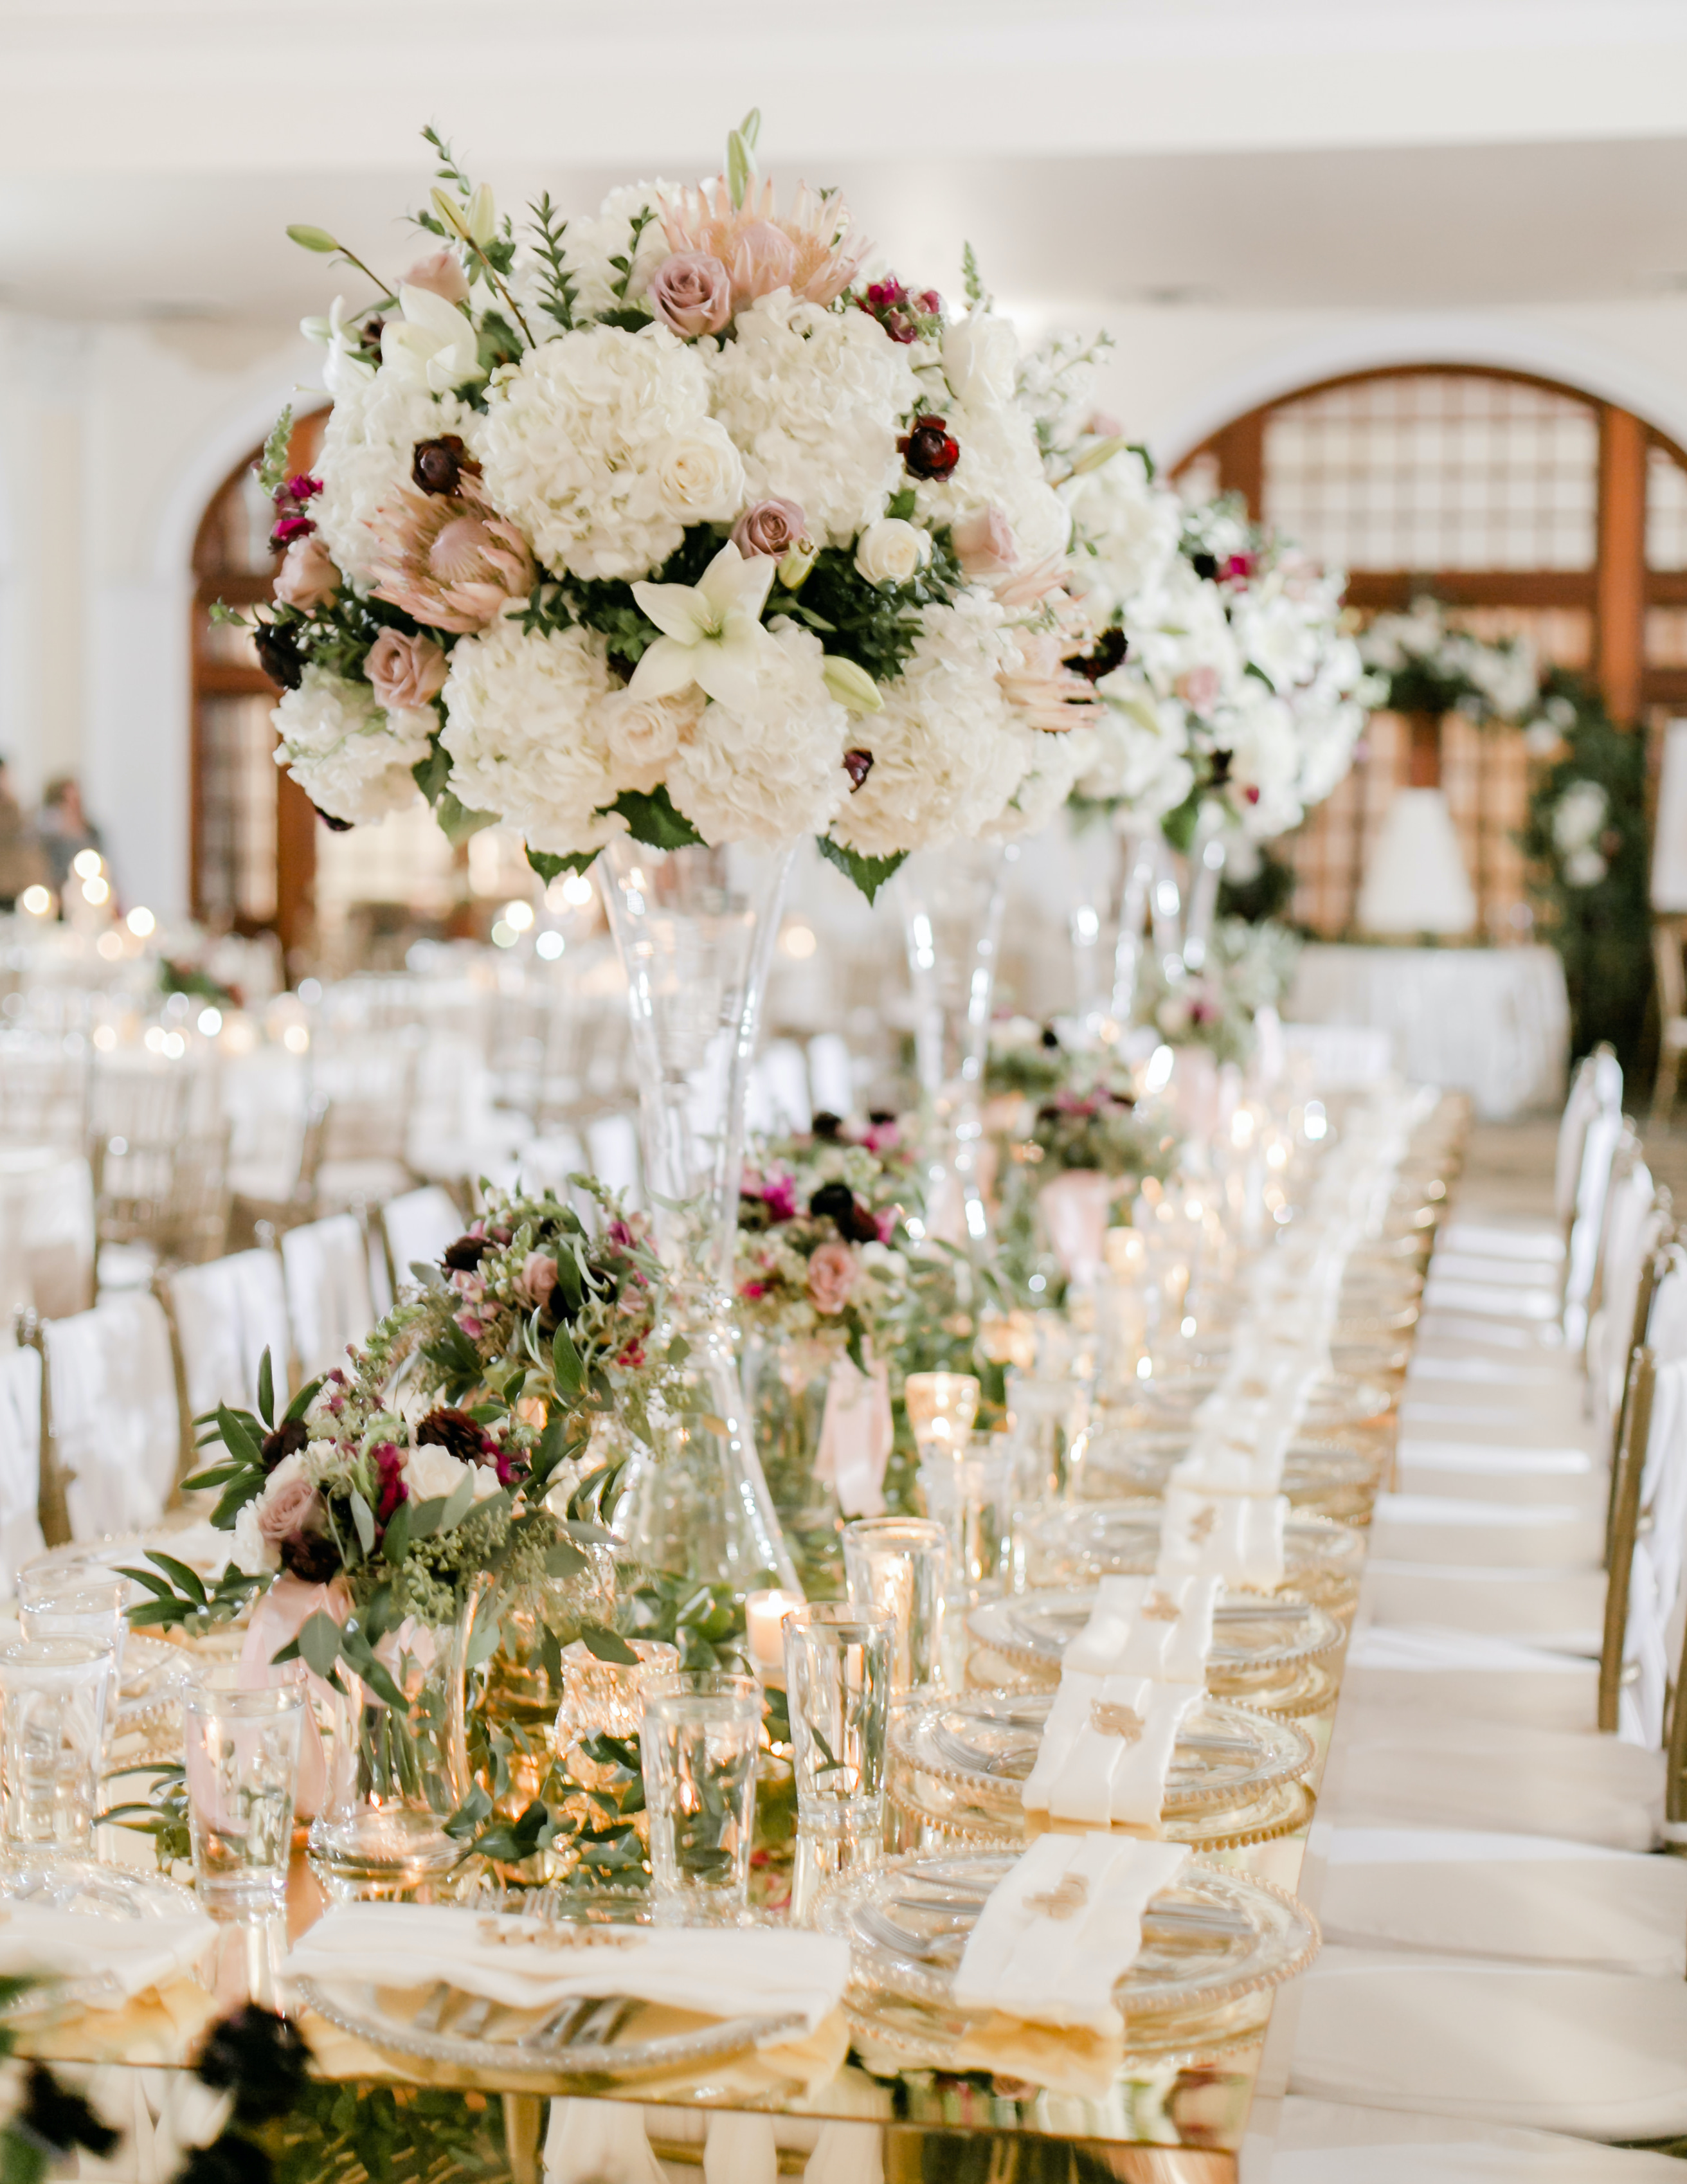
[597, 838, 801, 1598]
[1180, 804, 1229, 975]
[897, 840, 1014, 1249]
[1108, 817, 1180, 1026]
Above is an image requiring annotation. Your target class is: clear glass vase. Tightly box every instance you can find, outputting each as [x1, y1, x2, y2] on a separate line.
[896, 840, 1014, 1248]
[307, 1581, 487, 1898]
[597, 837, 800, 1596]
[742, 1332, 845, 1599]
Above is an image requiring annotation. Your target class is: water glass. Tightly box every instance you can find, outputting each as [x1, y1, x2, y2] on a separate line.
[782, 1603, 891, 1836]
[640, 1672, 762, 1924]
[183, 1666, 305, 1909]
[0, 1636, 114, 1851]
[17, 1573, 129, 1720]
[842, 1516, 947, 1693]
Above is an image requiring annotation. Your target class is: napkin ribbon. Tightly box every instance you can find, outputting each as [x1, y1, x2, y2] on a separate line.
[814, 1351, 892, 1517]
[1020, 1670, 1198, 1828]
[239, 1572, 350, 1819]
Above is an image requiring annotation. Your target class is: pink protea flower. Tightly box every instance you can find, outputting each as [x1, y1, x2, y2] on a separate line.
[992, 555, 1069, 609]
[365, 476, 534, 635]
[998, 631, 1103, 733]
[658, 175, 871, 309]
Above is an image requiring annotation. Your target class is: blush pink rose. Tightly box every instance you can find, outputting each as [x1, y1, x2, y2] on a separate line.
[257, 1471, 320, 1542]
[1176, 665, 1222, 713]
[649, 252, 732, 338]
[806, 1240, 858, 1315]
[518, 1250, 558, 1306]
[404, 249, 471, 305]
[951, 506, 1018, 579]
[365, 627, 449, 709]
[731, 498, 807, 559]
[273, 535, 339, 610]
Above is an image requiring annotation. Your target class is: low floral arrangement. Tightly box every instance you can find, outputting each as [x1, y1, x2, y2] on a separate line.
[984, 1015, 1074, 1100]
[1137, 917, 1301, 1066]
[1027, 1070, 1180, 1183]
[735, 1115, 919, 1363]
[1358, 594, 1538, 724]
[220, 114, 1145, 902]
[1025, 338, 1371, 845]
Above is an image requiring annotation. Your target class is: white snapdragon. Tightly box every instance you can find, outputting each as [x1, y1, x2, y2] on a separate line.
[273, 667, 432, 826]
[474, 324, 726, 581]
[707, 293, 920, 546]
[440, 620, 626, 855]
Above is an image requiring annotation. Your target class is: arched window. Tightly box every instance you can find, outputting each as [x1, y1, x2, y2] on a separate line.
[190, 410, 326, 959]
[1175, 366, 1684, 938]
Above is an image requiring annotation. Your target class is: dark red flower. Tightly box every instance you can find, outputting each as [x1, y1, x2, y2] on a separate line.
[260, 1417, 307, 1474]
[917, 289, 943, 315]
[372, 1442, 408, 1526]
[898, 415, 960, 480]
[843, 748, 874, 790]
[411, 435, 480, 497]
[416, 1405, 497, 1468]
[1066, 626, 1129, 683]
[279, 1529, 339, 1585]
[442, 1234, 489, 1272]
[1220, 554, 1255, 584]
[1245, 784, 1261, 804]
[253, 622, 305, 691]
[269, 512, 316, 549]
[809, 1180, 881, 1244]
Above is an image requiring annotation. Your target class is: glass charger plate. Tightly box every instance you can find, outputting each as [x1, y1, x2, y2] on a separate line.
[1078, 1429, 1380, 1521]
[817, 1851, 1319, 2064]
[968, 1589, 1345, 1679]
[889, 1768, 1317, 1855]
[0, 1855, 203, 2024]
[294, 1976, 811, 2088]
[891, 1687, 1313, 1819]
[1135, 1370, 1394, 1430]
[1022, 1501, 1365, 1608]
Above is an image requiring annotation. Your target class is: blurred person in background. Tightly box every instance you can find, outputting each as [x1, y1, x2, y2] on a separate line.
[0, 755, 47, 912]
[36, 777, 104, 903]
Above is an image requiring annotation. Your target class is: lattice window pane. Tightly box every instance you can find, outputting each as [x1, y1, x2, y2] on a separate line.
[196, 695, 277, 924]
[1263, 374, 1598, 573]
[1647, 446, 1687, 572]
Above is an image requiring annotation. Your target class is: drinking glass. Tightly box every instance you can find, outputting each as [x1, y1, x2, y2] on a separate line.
[640, 1672, 762, 1924]
[17, 1574, 129, 1743]
[782, 1604, 891, 1834]
[0, 1637, 114, 1852]
[842, 1516, 947, 1693]
[183, 1666, 305, 1909]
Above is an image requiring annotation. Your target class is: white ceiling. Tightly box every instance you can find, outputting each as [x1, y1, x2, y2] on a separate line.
[3, 3, 1687, 324]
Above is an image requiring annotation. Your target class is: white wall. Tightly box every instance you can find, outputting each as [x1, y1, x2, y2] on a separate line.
[7, 287, 1687, 924]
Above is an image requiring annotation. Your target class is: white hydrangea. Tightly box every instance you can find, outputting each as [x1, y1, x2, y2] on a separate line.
[830, 591, 1028, 858]
[314, 365, 473, 588]
[912, 316, 1070, 568]
[1079, 669, 1196, 818]
[1124, 557, 1243, 710]
[474, 324, 737, 581]
[983, 724, 1097, 841]
[1061, 447, 1182, 624]
[440, 618, 626, 855]
[667, 620, 849, 844]
[273, 667, 432, 826]
[1214, 683, 1304, 840]
[707, 292, 921, 546]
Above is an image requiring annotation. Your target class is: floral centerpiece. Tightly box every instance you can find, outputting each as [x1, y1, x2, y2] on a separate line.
[1358, 595, 1538, 725]
[1137, 915, 1303, 1067]
[131, 1180, 673, 1890]
[734, 1117, 919, 1589]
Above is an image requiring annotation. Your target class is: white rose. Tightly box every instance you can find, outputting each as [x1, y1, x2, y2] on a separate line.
[600, 687, 703, 795]
[854, 517, 932, 587]
[231, 1500, 278, 1578]
[401, 1443, 469, 1504]
[654, 421, 746, 525]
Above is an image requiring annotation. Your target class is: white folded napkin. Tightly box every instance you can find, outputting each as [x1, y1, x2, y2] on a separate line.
[1159, 1485, 1288, 1591]
[284, 1906, 849, 2035]
[0, 1906, 217, 2005]
[952, 1831, 1190, 2035]
[1019, 1669, 1198, 1828]
[1062, 1574, 1220, 1684]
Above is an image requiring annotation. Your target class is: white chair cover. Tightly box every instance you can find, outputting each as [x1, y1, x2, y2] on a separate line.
[1364, 1560, 1604, 1655]
[1287, 1946, 1687, 2140]
[1564, 1107, 1625, 1344]
[1324, 1702, 1663, 1850]
[381, 1187, 464, 1286]
[1369, 1494, 1602, 1571]
[1271, 2096, 1687, 2183]
[1620, 1353, 1687, 1746]
[0, 1147, 95, 1323]
[1553, 1053, 1602, 1226]
[280, 1214, 375, 1383]
[1316, 1827, 1687, 1976]
[164, 1249, 292, 1417]
[0, 1345, 44, 1592]
[45, 1292, 181, 1538]
[1339, 1626, 1596, 1733]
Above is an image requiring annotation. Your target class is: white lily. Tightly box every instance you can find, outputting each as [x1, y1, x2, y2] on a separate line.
[300, 295, 374, 397]
[629, 543, 784, 712]
[381, 282, 486, 394]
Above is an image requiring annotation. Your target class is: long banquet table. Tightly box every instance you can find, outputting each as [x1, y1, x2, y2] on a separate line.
[5, 1096, 1475, 2183]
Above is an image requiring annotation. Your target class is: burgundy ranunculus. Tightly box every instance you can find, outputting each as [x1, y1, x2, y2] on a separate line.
[284, 474, 322, 505]
[372, 1442, 408, 1528]
[253, 622, 305, 691]
[843, 748, 874, 791]
[279, 1530, 339, 1585]
[809, 1180, 881, 1245]
[260, 1417, 307, 1473]
[442, 1233, 489, 1272]
[898, 415, 960, 480]
[416, 1405, 497, 1468]
[411, 435, 478, 498]
[270, 512, 316, 550]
